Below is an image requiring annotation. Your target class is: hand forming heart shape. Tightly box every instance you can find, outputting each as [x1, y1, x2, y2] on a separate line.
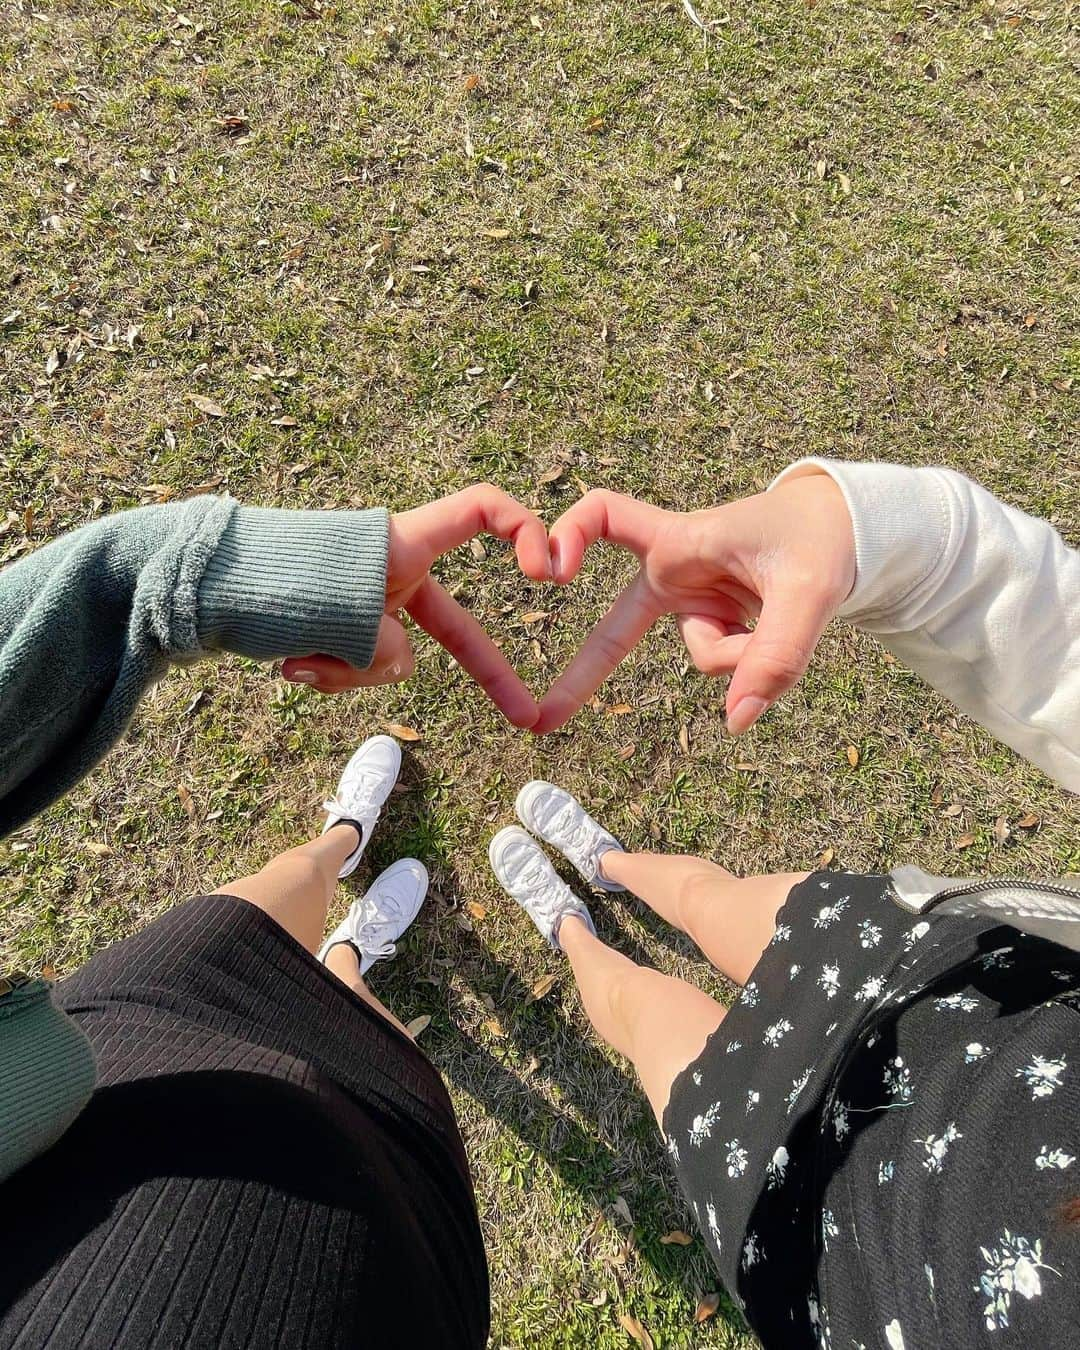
[281, 472, 856, 738]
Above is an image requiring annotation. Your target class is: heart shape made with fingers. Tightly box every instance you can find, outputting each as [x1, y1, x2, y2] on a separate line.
[280, 475, 855, 737]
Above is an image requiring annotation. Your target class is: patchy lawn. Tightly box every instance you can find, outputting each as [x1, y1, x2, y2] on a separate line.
[2, 1, 1077, 1345]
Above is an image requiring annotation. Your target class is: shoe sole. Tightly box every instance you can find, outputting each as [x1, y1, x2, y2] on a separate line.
[514, 781, 626, 892]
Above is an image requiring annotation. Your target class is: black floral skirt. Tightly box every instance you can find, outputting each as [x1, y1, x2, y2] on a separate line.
[662, 872, 1080, 1349]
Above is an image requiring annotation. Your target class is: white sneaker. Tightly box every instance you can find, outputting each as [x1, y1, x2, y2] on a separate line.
[322, 735, 402, 878]
[318, 857, 428, 973]
[488, 826, 596, 951]
[515, 781, 625, 892]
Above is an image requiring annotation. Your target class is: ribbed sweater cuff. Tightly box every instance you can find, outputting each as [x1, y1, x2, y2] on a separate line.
[197, 506, 390, 671]
[769, 458, 952, 623]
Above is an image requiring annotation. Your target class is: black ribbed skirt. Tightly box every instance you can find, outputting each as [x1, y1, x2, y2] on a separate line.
[0, 895, 488, 1349]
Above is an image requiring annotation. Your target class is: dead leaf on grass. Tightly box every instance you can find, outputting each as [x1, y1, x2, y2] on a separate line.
[617, 1314, 654, 1348]
[537, 464, 565, 485]
[187, 393, 227, 418]
[385, 723, 421, 742]
[1017, 812, 1041, 829]
[529, 972, 558, 1002]
[659, 1230, 693, 1245]
[606, 703, 634, 716]
[818, 846, 835, 867]
[482, 1017, 505, 1039]
[177, 784, 196, 819]
[845, 745, 860, 767]
[466, 901, 487, 921]
[678, 724, 691, 755]
[695, 1292, 721, 1323]
[993, 815, 1011, 846]
[955, 832, 977, 850]
[405, 1014, 431, 1037]
[942, 802, 964, 818]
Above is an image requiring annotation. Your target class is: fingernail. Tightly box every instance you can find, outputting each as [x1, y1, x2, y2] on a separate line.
[549, 538, 562, 580]
[726, 695, 767, 735]
[288, 669, 319, 685]
[388, 663, 402, 679]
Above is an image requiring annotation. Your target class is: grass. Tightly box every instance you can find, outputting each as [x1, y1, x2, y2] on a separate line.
[2, 0, 1078, 1344]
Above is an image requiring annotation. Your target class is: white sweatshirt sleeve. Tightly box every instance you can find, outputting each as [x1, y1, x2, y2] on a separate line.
[771, 458, 1080, 793]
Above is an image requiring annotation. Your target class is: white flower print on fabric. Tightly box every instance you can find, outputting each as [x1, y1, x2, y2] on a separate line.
[665, 1133, 681, 1165]
[917, 1122, 963, 1174]
[883, 1056, 913, 1103]
[813, 898, 849, 930]
[1035, 1146, 1075, 1171]
[739, 980, 760, 1008]
[818, 964, 841, 999]
[786, 1068, 815, 1114]
[856, 975, 886, 1002]
[825, 1021, 839, 1037]
[935, 992, 979, 1013]
[821, 1209, 839, 1251]
[884, 1319, 905, 1350]
[1050, 969, 1074, 983]
[742, 1231, 764, 1271]
[725, 1040, 743, 1054]
[705, 1200, 723, 1253]
[726, 1139, 749, 1177]
[977, 1230, 1061, 1332]
[692, 1071, 702, 1086]
[925, 1263, 935, 1300]
[877, 1160, 894, 1186]
[902, 921, 930, 951]
[764, 1018, 793, 1047]
[1016, 1054, 1066, 1100]
[688, 1102, 722, 1147]
[789, 963, 802, 981]
[772, 922, 792, 944]
[746, 1089, 759, 1115]
[965, 1042, 990, 1063]
[980, 946, 1014, 972]
[767, 1146, 789, 1188]
[830, 1100, 850, 1143]
[858, 918, 882, 948]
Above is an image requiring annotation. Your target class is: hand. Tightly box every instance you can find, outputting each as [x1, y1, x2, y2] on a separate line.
[533, 470, 856, 734]
[282, 484, 551, 727]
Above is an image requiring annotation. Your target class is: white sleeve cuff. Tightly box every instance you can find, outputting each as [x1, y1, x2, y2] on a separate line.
[769, 458, 960, 624]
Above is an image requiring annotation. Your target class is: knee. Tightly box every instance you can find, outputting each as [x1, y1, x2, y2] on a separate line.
[257, 846, 328, 900]
[675, 861, 732, 940]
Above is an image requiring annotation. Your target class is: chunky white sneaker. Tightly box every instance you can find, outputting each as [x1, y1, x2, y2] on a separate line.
[489, 826, 596, 951]
[514, 781, 625, 892]
[318, 857, 428, 973]
[322, 735, 402, 878]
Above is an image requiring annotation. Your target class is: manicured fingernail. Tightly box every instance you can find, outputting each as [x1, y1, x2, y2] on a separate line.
[288, 669, 319, 684]
[726, 696, 767, 735]
[388, 663, 402, 679]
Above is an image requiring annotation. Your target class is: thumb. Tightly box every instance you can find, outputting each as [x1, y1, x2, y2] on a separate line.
[724, 581, 833, 734]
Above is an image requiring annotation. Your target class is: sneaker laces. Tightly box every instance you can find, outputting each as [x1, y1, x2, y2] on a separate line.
[547, 803, 597, 867]
[351, 888, 407, 960]
[514, 856, 567, 918]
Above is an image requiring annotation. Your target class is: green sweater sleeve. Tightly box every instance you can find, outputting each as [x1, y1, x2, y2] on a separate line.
[0, 496, 389, 837]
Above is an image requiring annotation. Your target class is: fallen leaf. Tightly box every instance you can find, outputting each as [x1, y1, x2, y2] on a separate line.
[591, 1290, 608, 1308]
[187, 393, 226, 417]
[529, 972, 558, 1001]
[618, 743, 636, 761]
[838, 171, 852, 196]
[177, 784, 196, 819]
[943, 803, 964, 818]
[617, 1314, 654, 1349]
[385, 722, 421, 742]
[466, 900, 488, 921]
[463, 73, 481, 92]
[521, 611, 549, 625]
[586, 115, 607, 134]
[845, 745, 860, 768]
[678, 724, 691, 755]
[85, 841, 114, 858]
[469, 537, 487, 560]
[695, 1292, 721, 1323]
[45, 348, 62, 377]
[659, 1230, 693, 1246]
[607, 703, 634, 716]
[482, 1017, 505, 1039]
[993, 815, 1011, 846]
[611, 1195, 633, 1226]
[955, 832, 977, 850]
[270, 415, 298, 428]
[818, 846, 835, 867]
[481, 227, 511, 239]
[405, 1014, 431, 1037]
[537, 464, 565, 485]
[1017, 812, 1041, 829]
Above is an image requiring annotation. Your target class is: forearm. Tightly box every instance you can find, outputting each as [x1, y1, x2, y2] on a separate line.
[773, 459, 1080, 791]
[0, 498, 389, 835]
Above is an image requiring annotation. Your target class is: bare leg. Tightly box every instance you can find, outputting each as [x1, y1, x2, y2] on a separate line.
[323, 942, 414, 1039]
[599, 851, 807, 986]
[559, 915, 726, 1123]
[212, 826, 358, 952]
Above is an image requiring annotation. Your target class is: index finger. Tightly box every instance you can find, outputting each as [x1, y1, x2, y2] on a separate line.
[547, 489, 670, 584]
[394, 483, 551, 583]
[405, 575, 540, 729]
[532, 573, 659, 733]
